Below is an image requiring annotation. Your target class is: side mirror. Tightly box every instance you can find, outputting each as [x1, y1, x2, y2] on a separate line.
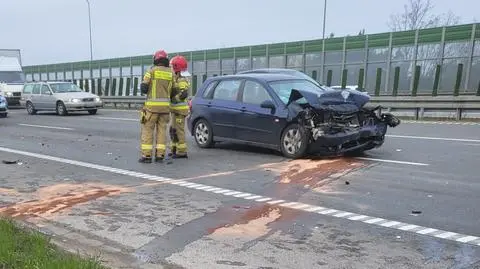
[260, 100, 276, 112]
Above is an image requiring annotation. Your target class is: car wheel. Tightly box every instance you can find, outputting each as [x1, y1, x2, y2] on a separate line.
[0, 113, 6, 118]
[193, 119, 214, 148]
[56, 101, 68, 116]
[26, 101, 37, 115]
[88, 109, 97, 115]
[280, 123, 308, 159]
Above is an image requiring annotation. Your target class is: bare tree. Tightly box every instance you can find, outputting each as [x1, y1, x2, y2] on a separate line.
[385, 0, 467, 89]
[387, 0, 460, 31]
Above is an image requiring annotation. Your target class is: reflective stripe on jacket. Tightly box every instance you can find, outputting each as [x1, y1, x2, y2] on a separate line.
[170, 76, 190, 116]
[143, 66, 173, 114]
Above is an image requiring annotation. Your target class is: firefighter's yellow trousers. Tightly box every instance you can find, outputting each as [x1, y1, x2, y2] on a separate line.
[170, 113, 187, 156]
[140, 111, 170, 158]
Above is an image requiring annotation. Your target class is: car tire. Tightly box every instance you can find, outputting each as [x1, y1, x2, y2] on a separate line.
[0, 113, 6, 118]
[280, 123, 308, 159]
[88, 109, 97, 115]
[26, 101, 37, 115]
[56, 101, 68, 116]
[193, 119, 214, 148]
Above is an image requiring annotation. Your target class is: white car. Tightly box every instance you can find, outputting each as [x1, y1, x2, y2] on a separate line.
[0, 93, 7, 118]
[20, 81, 103, 116]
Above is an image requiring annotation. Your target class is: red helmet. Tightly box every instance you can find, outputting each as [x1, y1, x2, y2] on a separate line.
[170, 55, 188, 73]
[153, 50, 168, 61]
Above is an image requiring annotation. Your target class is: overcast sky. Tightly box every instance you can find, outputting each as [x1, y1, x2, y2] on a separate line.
[1, 0, 478, 66]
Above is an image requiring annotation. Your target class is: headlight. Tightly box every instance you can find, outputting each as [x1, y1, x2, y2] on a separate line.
[95, 97, 101, 102]
[5, 92, 13, 97]
[68, 98, 81, 103]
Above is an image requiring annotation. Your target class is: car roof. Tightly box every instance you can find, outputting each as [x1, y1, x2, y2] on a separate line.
[208, 73, 307, 82]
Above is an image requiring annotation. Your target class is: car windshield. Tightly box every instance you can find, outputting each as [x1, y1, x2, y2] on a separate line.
[268, 79, 325, 104]
[0, 71, 25, 83]
[49, 83, 83, 93]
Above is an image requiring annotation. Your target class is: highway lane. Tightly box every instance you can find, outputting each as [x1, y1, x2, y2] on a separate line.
[1, 109, 480, 268]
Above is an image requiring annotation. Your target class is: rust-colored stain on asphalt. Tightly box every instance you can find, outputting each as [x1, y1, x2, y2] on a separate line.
[0, 183, 132, 219]
[269, 157, 367, 189]
[208, 204, 301, 238]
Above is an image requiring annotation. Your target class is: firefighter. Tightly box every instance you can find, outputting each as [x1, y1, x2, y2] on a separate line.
[168, 55, 190, 158]
[139, 50, 174, 163]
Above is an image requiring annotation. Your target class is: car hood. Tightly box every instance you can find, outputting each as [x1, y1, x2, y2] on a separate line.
[287, 88, 370, 110]
[54, 91, 97, 99]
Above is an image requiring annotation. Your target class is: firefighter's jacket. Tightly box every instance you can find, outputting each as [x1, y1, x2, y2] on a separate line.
[142, 66, 173, 114]
[170, 76, 190, 116]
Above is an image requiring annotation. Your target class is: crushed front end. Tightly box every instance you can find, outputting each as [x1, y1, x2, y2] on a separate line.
[289, 89, 400, 155]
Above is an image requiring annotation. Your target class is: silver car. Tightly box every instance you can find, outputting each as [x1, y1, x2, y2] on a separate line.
[20, 81, 103, 115]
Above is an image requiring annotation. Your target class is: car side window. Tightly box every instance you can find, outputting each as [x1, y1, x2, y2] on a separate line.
[242, 81, 272, 105]
[201, 81, 217, 99]
[23, 84, 33, 94]
[212, 80, 242, 101]
[32, 84, 41, 95]
[41, 85, 51, 95]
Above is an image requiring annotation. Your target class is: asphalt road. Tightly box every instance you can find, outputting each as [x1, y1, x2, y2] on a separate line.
[1, 108, 480, 269]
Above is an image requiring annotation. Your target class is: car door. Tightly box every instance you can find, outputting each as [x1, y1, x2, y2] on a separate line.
[205, 79, 243, 139]
[40, 84, 56, 110]
[235, 80, 281, 146]
[30, 83, 42, 109]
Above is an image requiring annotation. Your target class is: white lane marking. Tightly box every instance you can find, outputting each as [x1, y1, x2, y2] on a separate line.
[95, 116, 137, 122]
[435, 232, 458, 239]
[401, 120, 480, 126]
[387, 134, 480, 143]
[17, 124, 74, 131]
[0, 146, 479, 247]
[417, 228, 438, 235]
[357, 157, 429, 166]
[456, 236, 479, 243]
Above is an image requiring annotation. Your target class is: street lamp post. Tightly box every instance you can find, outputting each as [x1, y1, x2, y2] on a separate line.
[86, 0, 93, 89]
[321, 0, 327, 82]
[86, 0, 93, 62]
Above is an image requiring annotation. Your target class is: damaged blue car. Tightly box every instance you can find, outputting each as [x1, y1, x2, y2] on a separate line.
[188, 72, 400, 159]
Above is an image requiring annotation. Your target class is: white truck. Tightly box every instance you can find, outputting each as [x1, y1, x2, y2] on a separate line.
[0, 49, 25, 106]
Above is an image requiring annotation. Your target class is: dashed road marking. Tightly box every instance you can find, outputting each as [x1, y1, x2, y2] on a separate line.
[401, 120, 480, 126]
[0, 145, 479, 247]
[95, 116, 137, 122]
[17, 124, 74, 131]
[357, 157, 429, 166]
[386, 135, 480, 143]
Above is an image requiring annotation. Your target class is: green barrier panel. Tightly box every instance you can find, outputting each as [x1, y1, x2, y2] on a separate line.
[374, 68, 382, 96]
[311, 70, 317, 81]
[454, 63, 463, 96]
[412, 65, 420, 96]
[477, 80, 480, 96]
[392, 66, 400, 96]
[432, 65, 441, 96]
[79, 79, 84, 90]
[105, 79, 110, 96]
[326, 70, 332, 86]
[83, 80, 88, 92]
[118, 78, 124, 96]
[111, 78, 117, 96]
[357, 68, 365, 91]
[97, 79, 102, 96]
[91, 79, 96, 94]
[73, 79, 77, 85]
[202, 74, 207, 83]
[126, 78, 131, 96]
[192, 75, 198, 95]
[133, 77, 139, 96]
[341, 69, 347, 88]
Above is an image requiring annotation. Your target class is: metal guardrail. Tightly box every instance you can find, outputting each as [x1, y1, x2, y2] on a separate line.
[100, 96, 480, 120]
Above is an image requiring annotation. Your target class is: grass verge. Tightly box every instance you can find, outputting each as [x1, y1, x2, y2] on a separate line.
[0, 217, 107, 269]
